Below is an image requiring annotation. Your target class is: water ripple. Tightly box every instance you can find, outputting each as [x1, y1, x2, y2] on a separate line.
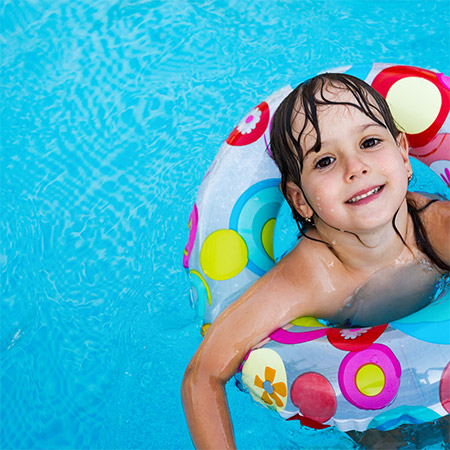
[1, 0, 449, 448]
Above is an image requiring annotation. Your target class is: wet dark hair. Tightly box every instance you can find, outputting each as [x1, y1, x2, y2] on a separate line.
[270, 72, 449, 272]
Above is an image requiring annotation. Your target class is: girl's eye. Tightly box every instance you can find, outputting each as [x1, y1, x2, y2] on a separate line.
[361, 138, 380, 149]
[315, 156, 335, 169]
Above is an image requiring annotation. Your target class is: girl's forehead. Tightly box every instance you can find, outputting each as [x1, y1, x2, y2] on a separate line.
[319, 101, 368, 126]
[291, 86, 383, 149]
[292, 102, 367, 142]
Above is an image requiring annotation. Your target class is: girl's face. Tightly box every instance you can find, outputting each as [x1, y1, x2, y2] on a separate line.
[287, 87, 411, 235]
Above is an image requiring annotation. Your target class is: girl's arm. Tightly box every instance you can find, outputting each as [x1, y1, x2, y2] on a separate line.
[181, 257, 319, 449]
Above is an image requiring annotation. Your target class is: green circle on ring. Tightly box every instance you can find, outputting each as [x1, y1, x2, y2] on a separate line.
[200, 229, 249, 280]
[261, 218, 276, 261]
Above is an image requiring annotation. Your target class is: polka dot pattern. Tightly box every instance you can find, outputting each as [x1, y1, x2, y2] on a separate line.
[261, 218, 276, 261]
[226, 101, 270, 146]
[229, 179, 283, 276]
[440, 362, 450, 413]
[327, 324, 387, 352]
[372, 65, 450, 148]
[338, 344, 401, 410]
[290, 372, 337, 423]
[355, 364, 385, 396]
[241, 348, 288, 413]
[369, 406, 441, 431]
[200, 229, 248, 280]
[188, 63, 450, 433]
[183, 204, 198, 268]
[387, 77, 442, 133]
[189, 270, 211, 320]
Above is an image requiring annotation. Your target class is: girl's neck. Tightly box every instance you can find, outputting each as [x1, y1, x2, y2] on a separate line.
[312, 200, 413, 273]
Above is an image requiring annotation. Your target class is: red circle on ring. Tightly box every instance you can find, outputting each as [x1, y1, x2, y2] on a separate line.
[371, 65, 450, 149]
[440, 362, 450, 413]
[327, 324, 388, 352]
[290, 372, 337, 423]
[226, 101, 270, 146]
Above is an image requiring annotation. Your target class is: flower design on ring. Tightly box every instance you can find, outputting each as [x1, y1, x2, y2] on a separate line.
[339, 328, 369, 340]
[237, 107, 262, 134]
[254, 366, 287, 407]
[440, 167, 450, 188]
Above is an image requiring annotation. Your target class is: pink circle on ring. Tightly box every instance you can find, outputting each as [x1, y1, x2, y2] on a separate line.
[338, 344, 401, 410]
[438, 73, 450, 91]
[182, 204, 199, 268]
[269, 327, 327, 344]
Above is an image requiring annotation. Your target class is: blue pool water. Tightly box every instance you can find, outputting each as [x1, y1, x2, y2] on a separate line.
[1, 1, 449, 449]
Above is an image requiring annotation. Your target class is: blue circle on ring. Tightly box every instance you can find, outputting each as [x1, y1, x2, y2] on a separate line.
[368, 405, 441, 431]
[189, 271, 209, 320]
[390, 289, 449, 344]
[229, 179, 283, 276]
[343, 64, 373, 82]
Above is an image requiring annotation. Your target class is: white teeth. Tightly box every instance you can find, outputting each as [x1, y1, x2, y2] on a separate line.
[348, 186, 381, 203]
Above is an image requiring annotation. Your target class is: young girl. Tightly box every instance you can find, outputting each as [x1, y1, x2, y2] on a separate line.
[181, 73, 450, 448]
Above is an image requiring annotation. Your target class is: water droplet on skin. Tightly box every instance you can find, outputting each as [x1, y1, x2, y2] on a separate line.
[331, 240, 336, 246]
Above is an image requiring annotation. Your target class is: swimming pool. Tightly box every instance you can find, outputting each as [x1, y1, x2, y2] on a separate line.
[1, 1, 449, 449]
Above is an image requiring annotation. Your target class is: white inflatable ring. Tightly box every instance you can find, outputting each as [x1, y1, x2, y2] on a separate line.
[184, 63, 450, 431]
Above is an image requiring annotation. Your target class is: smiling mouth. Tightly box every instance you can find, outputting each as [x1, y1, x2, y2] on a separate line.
[346, 186, 383, 204]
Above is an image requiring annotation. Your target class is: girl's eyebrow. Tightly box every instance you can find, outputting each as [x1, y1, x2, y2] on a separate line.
[303, 122, 384, 160]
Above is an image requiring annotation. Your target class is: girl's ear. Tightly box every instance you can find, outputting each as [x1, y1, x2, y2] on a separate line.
[397, 132, 412, 173]
[286, 181, 314, 220]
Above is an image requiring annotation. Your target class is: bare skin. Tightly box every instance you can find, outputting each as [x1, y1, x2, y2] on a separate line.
[181, 90, 450, 449]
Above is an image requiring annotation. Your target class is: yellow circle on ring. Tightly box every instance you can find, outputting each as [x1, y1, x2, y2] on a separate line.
[355, 364, 386, 397]
[261, 218, 276, 261]
[386, 77, 441, 134]
[200, 229, 248, 280]
[290, 316, 327, 327]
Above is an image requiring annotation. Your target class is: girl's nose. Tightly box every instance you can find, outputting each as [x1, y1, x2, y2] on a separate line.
[344, 156, 370, 182]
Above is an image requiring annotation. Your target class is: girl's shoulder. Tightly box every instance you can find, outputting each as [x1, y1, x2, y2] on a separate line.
[282, 235, 363, 319]
[282, 233, 348, 287]
[407, 191, 449, 207]
[407, 191, 450, 264]
[407, 191, 450, 223]
[288, 231, 337, 265]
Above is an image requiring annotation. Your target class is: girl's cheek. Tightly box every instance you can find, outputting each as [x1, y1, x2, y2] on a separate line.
[314, 196, 324, 212]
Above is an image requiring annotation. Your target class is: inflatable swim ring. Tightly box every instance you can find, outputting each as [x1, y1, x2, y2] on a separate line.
[184, 63, 450, 432]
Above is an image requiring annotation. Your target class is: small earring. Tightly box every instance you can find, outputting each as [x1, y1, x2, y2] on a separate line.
[408, 171, 413, 183]
[304, 216, 312, 223]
